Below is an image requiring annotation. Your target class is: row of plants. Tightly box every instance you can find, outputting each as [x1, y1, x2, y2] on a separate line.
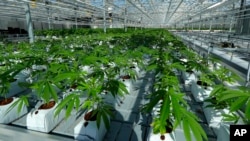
[141, 33, 210, 140]
[179, 35, 250, 141]
[0, 29, 184, 139]
[1, 29, 152, 118]
[1, 28, 249, 140]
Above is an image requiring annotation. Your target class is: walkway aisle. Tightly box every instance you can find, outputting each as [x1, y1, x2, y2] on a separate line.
[104, 71, 155, 141]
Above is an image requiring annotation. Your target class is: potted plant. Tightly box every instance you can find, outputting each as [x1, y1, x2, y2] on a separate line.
[209, 86, 250, 138]
[25, 61, 66, 133]
[54, 61, 128, 141]
[0, 61, 29, 124]
[143, 42, 207, 141]
[202, 67, 242, 133]
[0, 96, 28, 123]
[71, 78, 115, 141]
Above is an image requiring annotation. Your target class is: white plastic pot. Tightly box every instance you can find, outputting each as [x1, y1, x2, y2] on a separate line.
[148, 125, 197, 141]
[74, 111, 109, 141]
[148, 131, 175, 141]
[191, 81, 212, 102]
[0, 97, 28, 124]
[147, 128, 176, 141]
[181, 71, 196, 91]
[101, 92, 119, 106]
[26, 101, 65, 133]
[121, 79, 133, 94]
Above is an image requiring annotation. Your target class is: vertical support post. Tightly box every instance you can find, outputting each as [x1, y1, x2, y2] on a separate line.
[124, 0, 127, 32]
[75, 7, 78, 29]
[48, 16, 51, 29]
[199, 14, 201, 31]
[246, 43, 250, 86]
[24, 3, 34, 43]
[140, 17, 142, 30]
[209, 17, 213, 32]
[229, 17, 233, 32]
[103, 0, 106, 33]
[45, 1, 51, 29]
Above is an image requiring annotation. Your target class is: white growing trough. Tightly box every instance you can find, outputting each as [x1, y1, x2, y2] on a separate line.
[202, 102, 229, 135]
[181, 71, 196, 91]
[74, 111, 109, 141]
[0, 97, 28, 124]
[26, 101, 65, 133]
[191, 81, 212, 102]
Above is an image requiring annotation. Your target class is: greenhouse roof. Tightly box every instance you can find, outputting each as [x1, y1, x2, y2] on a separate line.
[0, 0, 249, 28]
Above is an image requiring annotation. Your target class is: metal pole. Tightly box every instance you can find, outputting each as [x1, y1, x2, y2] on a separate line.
[199, 14, 201, 31]
[45, 0, 51, 30]
[47, 8, 51, 29]
[103, 0, 106, 33]
[24, 3, 34, 43]
[209, 18, 213, 32]
[124, 0, 127, 32]
[246, 43, 250, 86]
[75, 7, 78, 29]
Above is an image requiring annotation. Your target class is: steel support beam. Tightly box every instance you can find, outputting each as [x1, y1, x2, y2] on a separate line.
[24, 3, 34, 43]
[103, 0, 106, 33]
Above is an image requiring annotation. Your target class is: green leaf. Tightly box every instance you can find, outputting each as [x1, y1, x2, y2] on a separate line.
[222, 113, 239, 123]
[245, 101, 250, 119]
[81, 100, 93, 110]
[102, 112, 110, 129]
[171, 93, 183, 125]
[209, 84, 224, 97]
[96, 111, 102, 129]
[230, 97, 248, 112]
[118, 81, 129, 95]
[65, 99, 74, 119]
[141, 90, 163, 113]
[182, 119, 191, 141]
[159, 95, 170, 134]
[182, 110, 208, 141]
[47, 81, 58, 102]
[5, 96, 29, 115]
[54, 72, 78, 82]
[146, 63, 158, 71]
[74, 95, 80, 112]
[188, 117, 204, 141]
[54, 94, 74, 117]
[219, 90, 249, 102]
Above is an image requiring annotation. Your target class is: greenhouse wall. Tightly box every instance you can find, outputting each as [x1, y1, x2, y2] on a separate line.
[0, 18, 26, 31]
[236, 5, 250, 35]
